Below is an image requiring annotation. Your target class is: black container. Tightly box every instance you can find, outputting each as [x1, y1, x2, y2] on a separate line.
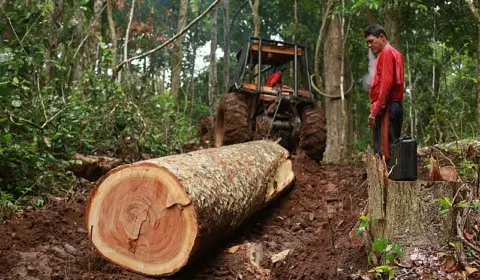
[389, 136, 418, 181]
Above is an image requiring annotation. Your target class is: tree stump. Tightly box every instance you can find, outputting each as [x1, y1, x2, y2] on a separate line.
[366, 155, 459, 264]
[86, 140, 294, 276]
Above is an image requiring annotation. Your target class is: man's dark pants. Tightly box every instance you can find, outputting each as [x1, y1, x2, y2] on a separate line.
[373, 102, 403, 162]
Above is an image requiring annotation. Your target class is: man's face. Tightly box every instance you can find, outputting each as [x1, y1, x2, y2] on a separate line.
[365, 34, 386, 55]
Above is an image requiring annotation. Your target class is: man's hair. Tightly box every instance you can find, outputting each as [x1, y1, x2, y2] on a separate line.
[364, 24, 388, 39]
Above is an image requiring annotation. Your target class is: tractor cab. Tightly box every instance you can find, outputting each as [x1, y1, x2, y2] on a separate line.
[231, 37, 314, 102]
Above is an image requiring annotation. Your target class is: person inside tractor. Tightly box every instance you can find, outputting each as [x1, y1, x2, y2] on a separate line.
[265, 65, 290, 88]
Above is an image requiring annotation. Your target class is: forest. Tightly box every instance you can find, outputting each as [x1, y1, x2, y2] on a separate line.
[1, 0, 480, 279]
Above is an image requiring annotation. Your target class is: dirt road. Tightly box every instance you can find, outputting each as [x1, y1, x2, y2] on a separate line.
[0, 158, 367, 280]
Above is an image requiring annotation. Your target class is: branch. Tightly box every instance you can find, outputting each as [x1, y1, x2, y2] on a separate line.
[115, 0, 222, 74]
[3, 10, 28, 55]
[466, 0, 480, 22]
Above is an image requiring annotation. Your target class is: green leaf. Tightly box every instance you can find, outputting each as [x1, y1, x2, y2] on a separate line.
[372, 237, 389, 253]
[389, 268, 395, 279]
[386, 253, 394, 265]
[455, 200, 469, 208]
[392, 244, 402, 258]
[12, 77, 19, 85]
[0, 133, 12, 143]
[11, 100, 22, 108]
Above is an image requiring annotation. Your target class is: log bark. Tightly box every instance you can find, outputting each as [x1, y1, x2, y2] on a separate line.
[86, 140, 294, 276]
[366, 154, 458, 264]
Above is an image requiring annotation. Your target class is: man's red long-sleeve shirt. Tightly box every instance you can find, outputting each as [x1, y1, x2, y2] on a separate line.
[369, 44, 405, 118]
[266, 72, 282, 87]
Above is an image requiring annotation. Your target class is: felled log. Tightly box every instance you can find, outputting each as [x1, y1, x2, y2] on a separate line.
[86, 140, 294, 276]
[69, 154, 123, 181]
[366, 154, 459, 264]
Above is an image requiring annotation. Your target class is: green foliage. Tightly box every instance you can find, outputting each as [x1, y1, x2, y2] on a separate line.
[368, 237, 402, 279]
[0, 0, 197, 216]
[355, 215, 369, 236]
[434, 197, 468, 215]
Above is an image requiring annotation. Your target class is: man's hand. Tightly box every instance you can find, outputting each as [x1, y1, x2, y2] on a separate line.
[368, 114, 376, 128]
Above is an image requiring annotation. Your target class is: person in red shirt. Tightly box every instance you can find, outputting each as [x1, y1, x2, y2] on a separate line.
[364, 24, 404, 163]
[265, 66, 286, 87]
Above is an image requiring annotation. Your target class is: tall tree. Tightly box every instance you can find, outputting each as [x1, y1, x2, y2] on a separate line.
[253, 0, 260, 36]
[106, 0, 118, 72]
[466, 0, 480, 127]
[208, 6, 218, 114]
[383, 1, 400, 48]
[323, 0, 353, 162]
[87, 0, 105, 71]
[222, 0, 230, 93]
[189, 0, 204, 122]
[171, 0, 189, 99]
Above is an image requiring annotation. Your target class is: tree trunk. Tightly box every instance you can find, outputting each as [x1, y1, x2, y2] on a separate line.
[465, 0, 480, 127]
[72, 0, 84, 83]
[106, 0, 118, 72]
[367, 8, 376, 25]
[252, 0, 260, 37]
[208, 6, 218, 115]
[366, 155, 457, 264]
[314, 1, 332, 89]
[87, 0, 104, 71]
[383, 2, 400, 49]
[289, 0, 297, 82]
[189, 0, 203, 123]
[222, 0, 230, 93]
[171, 0, 189, 100]
[45, 0, 63, 84]
[86, 141, 294, 276]
[323, 14, 353, 162]
[477, 22, 480, 128]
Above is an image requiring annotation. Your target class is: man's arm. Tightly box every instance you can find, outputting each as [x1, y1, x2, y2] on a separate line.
[370, 50, 395, 118]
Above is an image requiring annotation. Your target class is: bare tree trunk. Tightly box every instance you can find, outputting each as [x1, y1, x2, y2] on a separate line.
[45, 0, 64, 84]
[188, 0, 203, 123]
[465, 0, 480, 127]
[323, 14, 352, 162]
[289, 0, 297, 82]
[121, 0, 136, 79]
[87, 0, 105, 71]
[253, 0, 260, 37]
[383, 2, 400, 49]
[477, 22, 480, 128]
[106, 0, 118, 72]
[314, 0, 332, 89]
[73, 0, 84, 83]
[367, 8, 376, 25]
[208, 6, 218, 115]
[222, 0, 230, 93]
[171, 0, 189, 100]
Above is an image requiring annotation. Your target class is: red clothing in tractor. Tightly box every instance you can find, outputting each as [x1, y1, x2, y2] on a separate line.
[265, 72, 282, 87]
[369, 44, 405, 118]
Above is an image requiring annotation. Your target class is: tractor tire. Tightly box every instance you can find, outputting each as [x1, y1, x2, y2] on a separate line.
[214, 93, 252, 147]
[299, 104, 327, 161]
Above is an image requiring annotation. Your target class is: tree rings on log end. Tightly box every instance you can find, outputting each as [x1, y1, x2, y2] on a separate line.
[86, 164, 197, 276]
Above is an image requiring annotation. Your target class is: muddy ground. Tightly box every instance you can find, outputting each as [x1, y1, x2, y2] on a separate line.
[0, 158, 368, 280]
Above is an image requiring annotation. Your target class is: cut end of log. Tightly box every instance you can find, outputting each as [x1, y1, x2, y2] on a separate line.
[87, 164, 197, 276]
